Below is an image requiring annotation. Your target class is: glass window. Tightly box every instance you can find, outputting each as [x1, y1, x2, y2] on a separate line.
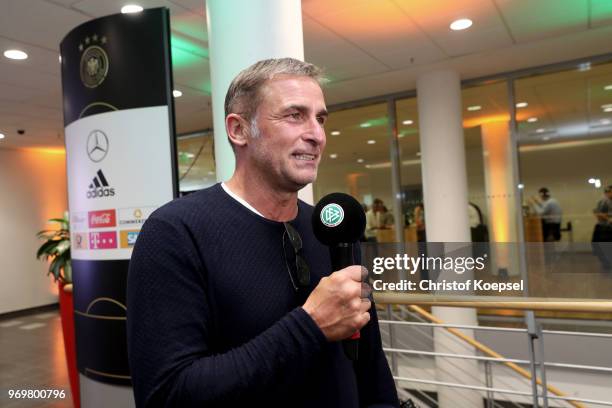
[176, 132, 216, 194]
[314, 103, 393, 212]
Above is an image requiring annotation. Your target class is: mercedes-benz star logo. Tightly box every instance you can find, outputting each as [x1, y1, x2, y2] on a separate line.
[86, 130, 109, 162]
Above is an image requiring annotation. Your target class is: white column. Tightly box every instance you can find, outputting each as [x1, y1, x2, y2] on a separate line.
[206, 0, 314, 203]
[417, 70, 481, 407]
[481, 121, 520, 276]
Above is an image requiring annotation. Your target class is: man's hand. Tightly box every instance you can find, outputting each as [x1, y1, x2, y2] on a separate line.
[302, 265, 372, 341]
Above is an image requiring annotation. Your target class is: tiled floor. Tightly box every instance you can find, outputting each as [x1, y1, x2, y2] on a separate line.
[0, 308, 74, 408]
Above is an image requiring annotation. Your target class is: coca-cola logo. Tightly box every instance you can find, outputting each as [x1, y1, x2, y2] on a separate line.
[90, 213, 110, 224]
[88, 209, 116, 228]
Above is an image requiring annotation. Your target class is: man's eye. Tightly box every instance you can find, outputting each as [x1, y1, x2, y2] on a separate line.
[317, 116, 326, 126]
[287, 112, 302, 120]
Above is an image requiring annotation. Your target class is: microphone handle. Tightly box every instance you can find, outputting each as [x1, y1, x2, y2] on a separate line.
[330, 243, 360, 361]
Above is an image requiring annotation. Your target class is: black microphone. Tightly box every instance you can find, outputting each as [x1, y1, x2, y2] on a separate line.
[312, 192, 366, 361]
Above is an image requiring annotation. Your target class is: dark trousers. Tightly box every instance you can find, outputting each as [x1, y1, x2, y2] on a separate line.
[542, 222, 561, 242]
[592, 224, 612, 271]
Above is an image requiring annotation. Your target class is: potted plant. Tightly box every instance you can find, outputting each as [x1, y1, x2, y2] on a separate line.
[36, 212, 80, 408]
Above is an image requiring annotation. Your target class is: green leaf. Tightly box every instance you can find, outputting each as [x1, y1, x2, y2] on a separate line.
[36, 240, 59, 259]
[64, 260, 72, 283]
[48, 218, 67, 224]
[56, 240, 70, 255]
[49, 257, 62, 281]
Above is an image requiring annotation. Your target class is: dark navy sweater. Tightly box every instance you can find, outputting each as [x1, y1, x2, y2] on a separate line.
[127, 183, 398, 407]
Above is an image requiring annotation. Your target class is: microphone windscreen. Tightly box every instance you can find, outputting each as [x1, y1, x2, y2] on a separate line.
[312, 193, 366, 245]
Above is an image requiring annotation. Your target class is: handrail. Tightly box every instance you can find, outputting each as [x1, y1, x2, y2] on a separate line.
[401, 305, 585, 408]
[374, 292, 612, 312]
[393, 377, 612, 407]
[384, 347, 612, 373]
[378, 319, 528, 333]
[381, 319, 612, 338]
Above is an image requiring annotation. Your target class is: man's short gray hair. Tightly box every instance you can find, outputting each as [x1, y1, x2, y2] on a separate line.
[224, 58, 324, 122]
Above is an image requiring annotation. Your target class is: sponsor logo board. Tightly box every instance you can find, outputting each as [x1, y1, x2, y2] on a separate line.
[73, 232, 89, 250]
[120, 230, 140, 248]
[71, 212, 88, 231]
[87, 169, 115, 199]
[118, 207, 155, 227]
[89, 231, 117, 249]
[88, 209, 116, 228]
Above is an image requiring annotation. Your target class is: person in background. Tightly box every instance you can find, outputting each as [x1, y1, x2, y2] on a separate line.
[365, 198, 387, 242]
[413, 203, 429, 281]
[413, 203, 426, 243]
[592, 185, 612, 272]
[380, 205, 395, 228]
[529, 187, 562, 242]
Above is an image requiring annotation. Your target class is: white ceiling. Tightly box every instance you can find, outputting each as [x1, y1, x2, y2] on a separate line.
[1, 0, 612, 149]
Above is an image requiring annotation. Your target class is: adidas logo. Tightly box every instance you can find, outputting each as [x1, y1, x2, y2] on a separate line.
[86, 169, 115, 199]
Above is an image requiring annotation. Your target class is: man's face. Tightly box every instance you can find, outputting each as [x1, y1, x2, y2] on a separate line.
[246, 75, 327, 192]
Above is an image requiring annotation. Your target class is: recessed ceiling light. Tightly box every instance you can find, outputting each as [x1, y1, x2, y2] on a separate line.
[518, 183, 524, 189]
[467, 105, 481, 111]
[542, 136, 550, 141]
[527, 117, 538, 123]
[121, 4, 143, 13]
[0, 133, 5, 139]
[589, 178, 596, 184]
[601, 119, 611, 125]
[605, 107, 612, 113]
[605, 85, 612, 91]
[360, 122, 372, 128]
[173, 89, 182, 98]
[536, 128, 545, 133]
[402, 119, 413, 125]
[450, 18, 472, 31]
[357, 158, 364, 163]
[330, 130, 340, 136]
[329, 153, 338, 159]
[367, 139, 376, 144]
[3, 49, 28, 60]
[515, 102, 528, 108]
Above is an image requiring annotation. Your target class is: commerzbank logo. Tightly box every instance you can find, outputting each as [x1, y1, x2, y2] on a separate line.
[320, 203, 344, 227]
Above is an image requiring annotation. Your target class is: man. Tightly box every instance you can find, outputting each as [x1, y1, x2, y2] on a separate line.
[592, 185, 612, 271]
[127, 58, 398, 407]
[530, 187, 562, 242]
[365, 198, 392, 242]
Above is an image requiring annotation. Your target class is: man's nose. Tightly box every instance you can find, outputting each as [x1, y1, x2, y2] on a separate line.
[303, 116, 326, 146]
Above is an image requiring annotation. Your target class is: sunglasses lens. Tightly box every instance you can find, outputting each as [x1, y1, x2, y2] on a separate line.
[296, 256, 310, 286]
[285, 223, 302, 249]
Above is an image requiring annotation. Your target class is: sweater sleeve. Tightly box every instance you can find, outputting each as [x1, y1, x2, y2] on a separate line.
[355, 304, 400, 408]
[353, 243, 400, 408]
[127, 216, 327, 407]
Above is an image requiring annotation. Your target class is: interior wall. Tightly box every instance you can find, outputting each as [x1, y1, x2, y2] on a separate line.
[0, 148, 67, 314]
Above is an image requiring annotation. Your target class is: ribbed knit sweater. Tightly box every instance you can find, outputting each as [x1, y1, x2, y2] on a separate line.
[127, 183, 399, 407]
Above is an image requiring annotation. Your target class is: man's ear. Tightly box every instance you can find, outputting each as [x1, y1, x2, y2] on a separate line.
[226, 113, 248, 148]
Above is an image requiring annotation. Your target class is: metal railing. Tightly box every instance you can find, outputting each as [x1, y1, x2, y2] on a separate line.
[375, 295, 612, 408]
